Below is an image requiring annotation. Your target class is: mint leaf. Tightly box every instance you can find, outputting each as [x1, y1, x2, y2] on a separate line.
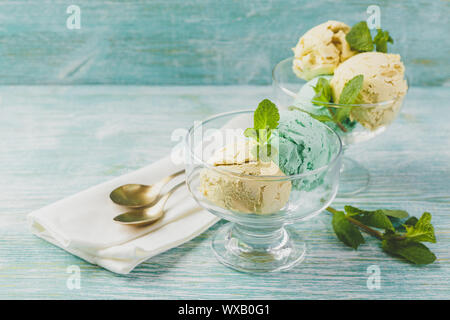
[404, 216, 419, 227]
[334, 75, 364, 122]
[288, 106, 333, 123]
[405, 212, 436, 243]
[338, 75, 364, 105]
[307, 77, 354, 133]
[379, 209, 409, 219]
[332, 210, 365, 249]
[344, 206, 370, 216]
[305, 113, 333, 123]
[254, 99, 279, 130]
[334, 106, 350, 125]
[388, 213, 414, 233]
[373, 29, 393, 53]
[243, 128, 257, 140]
[245, 99, 280, 161]
[382, 229, 397, 240]
[345, 206, 394, 231]
[346, 21, 374, 52]
[312, 77, 333, 105]
[382, 239, 436, 265]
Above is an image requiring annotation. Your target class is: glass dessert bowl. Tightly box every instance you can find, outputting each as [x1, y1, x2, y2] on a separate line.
[185, 110, 343, 273]
[272, 57, 408, 196]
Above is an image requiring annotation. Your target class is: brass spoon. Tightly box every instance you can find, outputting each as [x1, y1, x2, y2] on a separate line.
[110, 170, 184, 208]
[113, 181, 185, 226]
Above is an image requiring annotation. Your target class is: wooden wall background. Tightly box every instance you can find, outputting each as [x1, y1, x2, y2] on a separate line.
[0, 0, 448, 86]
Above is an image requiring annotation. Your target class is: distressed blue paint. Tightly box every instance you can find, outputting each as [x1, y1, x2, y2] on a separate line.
[0, 0, 448, 86]
[0, 85, 449, 299]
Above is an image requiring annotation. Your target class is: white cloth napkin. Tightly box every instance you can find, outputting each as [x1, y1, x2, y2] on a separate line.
[27, 156, 219, 274]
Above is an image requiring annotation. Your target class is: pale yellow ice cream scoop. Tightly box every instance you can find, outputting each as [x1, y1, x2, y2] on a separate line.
[199, 141, 292, 214]
[292, 20, 357, 81]
[330, 52, 408, 130]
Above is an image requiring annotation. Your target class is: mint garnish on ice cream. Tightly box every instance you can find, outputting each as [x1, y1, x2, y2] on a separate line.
[244, 99, 280, 161]
[346, 21, 393, 53]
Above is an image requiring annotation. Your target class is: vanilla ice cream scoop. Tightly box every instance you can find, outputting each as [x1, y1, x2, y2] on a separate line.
[330, 52, 408, 130]
[292, 21, 357, 81]
[199, 141, 291, 214]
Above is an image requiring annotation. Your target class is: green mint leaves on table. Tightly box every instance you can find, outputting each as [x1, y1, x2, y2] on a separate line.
[404, 212, 436, 243]
[327, 206, 437, 265]
[331, 210, 365, 249]
[381, 237, 436, 265]
[346, 21, 393, 53]
[244, 99, 280, 161]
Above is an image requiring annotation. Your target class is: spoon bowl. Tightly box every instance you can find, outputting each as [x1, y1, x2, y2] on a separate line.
[110, 184, 157, 208]
[113, 209, 159, 225]
[110, 170, 184, 208]
[113, 181, 185, 226]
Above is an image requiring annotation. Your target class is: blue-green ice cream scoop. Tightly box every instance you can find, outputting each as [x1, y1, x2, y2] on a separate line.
[271, 109, 339, 190]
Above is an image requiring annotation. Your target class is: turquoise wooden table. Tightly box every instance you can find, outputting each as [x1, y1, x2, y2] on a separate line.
[0, 85, 449, 299]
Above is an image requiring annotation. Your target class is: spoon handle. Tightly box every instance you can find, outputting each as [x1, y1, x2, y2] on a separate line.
[160, 181, 186, 204]
[153, 181, 186, 215]
[159, 169, 185, 186]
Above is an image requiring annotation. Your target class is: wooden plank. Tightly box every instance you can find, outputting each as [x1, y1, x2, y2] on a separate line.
[0, 0, 448, 86]
[0, 85, 449, 299]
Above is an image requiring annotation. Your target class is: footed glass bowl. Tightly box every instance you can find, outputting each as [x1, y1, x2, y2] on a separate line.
[272, 57, 407, 196]
[185, 110, 342, 273]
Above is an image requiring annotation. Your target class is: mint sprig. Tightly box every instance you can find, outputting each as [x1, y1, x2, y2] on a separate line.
[373, 29, 393, 53]
[345, 205, 395, 231]
[312, 77, 333, 105]
[346, 21, 394, 53]
[244, 99, 280, 161]
[328, 206, 437, 265]
[291, 75, 363, 133]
